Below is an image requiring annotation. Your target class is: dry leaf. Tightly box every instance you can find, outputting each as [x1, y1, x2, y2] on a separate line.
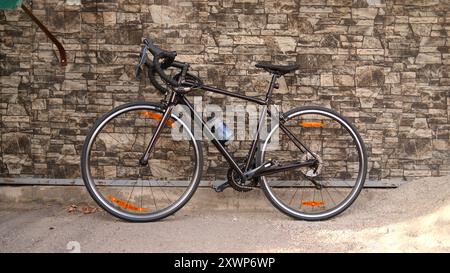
[67, 204, 98, 214]
[81, 205, 98, 214]
[67, 204, 77, 213]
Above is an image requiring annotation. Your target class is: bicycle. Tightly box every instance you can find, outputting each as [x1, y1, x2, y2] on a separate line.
[80, 38, 368, 222]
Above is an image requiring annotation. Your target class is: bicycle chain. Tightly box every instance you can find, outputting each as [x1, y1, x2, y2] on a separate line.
[227, 164, 258, 192]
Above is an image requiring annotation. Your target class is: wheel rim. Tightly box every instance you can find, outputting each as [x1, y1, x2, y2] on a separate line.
[83, 105, 201, 220]
[260, 108, 366, 219]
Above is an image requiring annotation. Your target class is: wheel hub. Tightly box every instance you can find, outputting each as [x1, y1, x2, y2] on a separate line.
[300, 152, 323, 177]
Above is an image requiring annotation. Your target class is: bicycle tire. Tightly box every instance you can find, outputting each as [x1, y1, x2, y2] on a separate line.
[258, 106, 367, 221]
[80, 102, 203, 222]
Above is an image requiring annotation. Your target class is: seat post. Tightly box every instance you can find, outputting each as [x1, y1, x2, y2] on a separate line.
[265, 74, 279, 103]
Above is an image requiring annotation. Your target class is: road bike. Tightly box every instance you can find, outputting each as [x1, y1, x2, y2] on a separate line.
[80, 38, 368, 222]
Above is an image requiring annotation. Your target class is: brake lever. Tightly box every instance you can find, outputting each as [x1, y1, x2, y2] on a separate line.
[136, 45, 149, 79]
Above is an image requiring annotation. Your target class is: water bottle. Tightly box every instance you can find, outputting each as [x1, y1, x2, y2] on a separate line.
[208, 116, 233, 146]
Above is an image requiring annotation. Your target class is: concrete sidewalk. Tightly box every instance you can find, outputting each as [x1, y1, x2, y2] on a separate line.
[0, 176, 449, 252]
[0, 186, 276, 212]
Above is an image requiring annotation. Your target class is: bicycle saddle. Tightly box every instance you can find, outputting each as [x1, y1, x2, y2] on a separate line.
[255, 63, 299, 75]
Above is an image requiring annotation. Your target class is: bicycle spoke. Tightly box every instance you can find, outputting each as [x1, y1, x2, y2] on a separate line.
[319, 190, 325, 210]
[149, 179, 158, 211]
[323, 183, 337, 207]
[157, 180, 173, 206]
[288, 184, 300, 207]
[126, 180, 138, 208]
[140, 178, 144, 211]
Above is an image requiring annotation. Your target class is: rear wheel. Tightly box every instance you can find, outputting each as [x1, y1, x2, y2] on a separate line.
[259, 106, 367, 220]
[81, 102, 203, 222]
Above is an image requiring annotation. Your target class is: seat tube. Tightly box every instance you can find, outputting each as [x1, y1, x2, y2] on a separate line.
[243, 75, 278, 171]
[265, 74, 279, 103]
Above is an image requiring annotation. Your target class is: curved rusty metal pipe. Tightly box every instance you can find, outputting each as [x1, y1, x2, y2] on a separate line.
[21, 4, 67, 66]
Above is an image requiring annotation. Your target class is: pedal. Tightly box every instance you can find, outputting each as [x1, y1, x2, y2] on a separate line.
[213, 181, 230, 193]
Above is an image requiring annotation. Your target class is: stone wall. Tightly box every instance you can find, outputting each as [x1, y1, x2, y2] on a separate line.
[1, 0, 449, 183]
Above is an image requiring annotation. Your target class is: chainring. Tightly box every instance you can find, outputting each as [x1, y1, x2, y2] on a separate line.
[227, 164, 258, 192]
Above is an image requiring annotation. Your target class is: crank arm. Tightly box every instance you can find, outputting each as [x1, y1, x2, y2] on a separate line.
[213, 181, 230, 193]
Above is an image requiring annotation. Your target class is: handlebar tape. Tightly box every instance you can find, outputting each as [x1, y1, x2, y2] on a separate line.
[144, 38, 179, 87]
[153, 52, 179, 87]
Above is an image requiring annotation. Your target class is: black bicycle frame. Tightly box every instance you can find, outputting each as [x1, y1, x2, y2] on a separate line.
[140, 74, 318, 181]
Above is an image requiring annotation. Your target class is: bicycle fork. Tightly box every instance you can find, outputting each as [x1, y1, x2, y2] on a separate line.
[139, 93, 177, 166]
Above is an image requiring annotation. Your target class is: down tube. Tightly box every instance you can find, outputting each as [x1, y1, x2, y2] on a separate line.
[244, 105, 267, 171]
[179, 96, 244, 177]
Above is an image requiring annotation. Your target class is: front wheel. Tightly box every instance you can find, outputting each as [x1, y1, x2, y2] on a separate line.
[259, 106, 367, 220]
[81, 102, 203, 222]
